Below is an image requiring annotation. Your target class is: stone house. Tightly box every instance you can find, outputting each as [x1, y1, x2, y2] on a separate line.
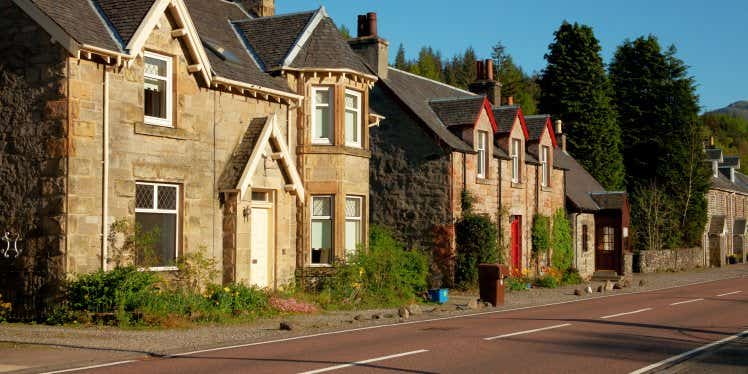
[0, 0, 377, 313]
[350, 14, 566, 279]
[703, 147, 748, 266]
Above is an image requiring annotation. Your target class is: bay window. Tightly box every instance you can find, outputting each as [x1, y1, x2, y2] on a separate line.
[541, 145, 550, 187]
[511, 138, 521, 183]
[312, 87, 333, 144]
[135, 182, 179, 269]
[345, 196, 362, 255]
[344, 90, 362, 147]
[477, 131, 488, 178]
[143, 52, 173, 127]
[311, 196, 333, 265]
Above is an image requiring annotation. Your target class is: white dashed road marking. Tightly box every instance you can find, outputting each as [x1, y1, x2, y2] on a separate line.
[600, 308, 653, 320]
[298, 349, 429, 374]
[484, 323, 572, 341]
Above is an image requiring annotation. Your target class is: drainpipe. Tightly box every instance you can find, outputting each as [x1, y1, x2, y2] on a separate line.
[574, 213, 580, 271]
[497, 156, 503, 259]
[101, 66, 110, 271]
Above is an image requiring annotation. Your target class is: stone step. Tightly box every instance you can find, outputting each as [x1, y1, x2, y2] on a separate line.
[591, 270, 621, 282]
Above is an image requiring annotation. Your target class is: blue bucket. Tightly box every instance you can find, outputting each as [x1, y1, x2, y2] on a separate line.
[428, 288, 449, 304]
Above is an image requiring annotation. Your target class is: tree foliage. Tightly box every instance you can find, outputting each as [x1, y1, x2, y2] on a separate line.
[551, 209, 573, 271]
[539, 21, 625, 190]
[492, 42, 540, 113]
[610, 36, 710, 249]
[455, 212, 498, 288]
[701, 113, 748, 173]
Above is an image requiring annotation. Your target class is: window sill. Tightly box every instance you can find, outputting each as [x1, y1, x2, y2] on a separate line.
[138, 266, 178, 272]
[308, 263, 333, 268]
[298, 145, 371, 158]
[135, 122, 195, 140]
[511, 182, 525, 189]
[476, 177, 492, 185]
[541, 186, 552, 192]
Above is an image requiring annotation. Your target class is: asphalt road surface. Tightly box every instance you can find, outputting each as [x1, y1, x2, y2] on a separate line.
[61, 277, 747, 374]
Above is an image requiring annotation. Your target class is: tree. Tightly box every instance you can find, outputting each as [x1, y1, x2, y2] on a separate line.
[551, 209, 573, 271]
[491, 42, 540, 113]
[539, 22, 625, 190]
[410, 46, 443, 81]
[610, 36, 710, 249]
[338, 24, 351, 39]
[394, 43, 409, 70]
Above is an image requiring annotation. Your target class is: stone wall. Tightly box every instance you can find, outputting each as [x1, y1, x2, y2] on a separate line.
[0, 0, 69, 318]
[570, 213, 595, 278]
[636, 247, 703, 273]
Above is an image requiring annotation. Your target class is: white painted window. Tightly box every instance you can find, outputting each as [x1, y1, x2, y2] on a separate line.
[541, 145, 550, 187]
[344, 89, 362, 148]
[135, 182, 179, 270]
[511, 138, 521, 183]
[602, 226, 615, 252]
[143, 52, 173, 127]
[345, 196, 362, 255]
[312, 87, 333, 144]
[311, 196, 333, 265]
[477, 131, 488, 178]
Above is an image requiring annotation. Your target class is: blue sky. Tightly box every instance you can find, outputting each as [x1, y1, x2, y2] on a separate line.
[278, 0, 748, 112]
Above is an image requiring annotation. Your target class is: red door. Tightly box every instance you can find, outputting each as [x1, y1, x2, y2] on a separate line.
[511, 216, 522, 271]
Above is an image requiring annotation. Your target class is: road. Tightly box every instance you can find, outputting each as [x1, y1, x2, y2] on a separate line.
[64, 277, 747, 374]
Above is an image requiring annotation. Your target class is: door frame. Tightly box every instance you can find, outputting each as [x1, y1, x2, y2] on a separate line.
[250, 190, 275, 288]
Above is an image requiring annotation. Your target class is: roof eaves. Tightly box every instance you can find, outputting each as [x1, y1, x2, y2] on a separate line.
[87, 0, 125, 51]
[281, 6, 326, 68]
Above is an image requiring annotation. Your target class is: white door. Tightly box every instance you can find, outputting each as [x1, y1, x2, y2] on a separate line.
[250, 207, 270, 288]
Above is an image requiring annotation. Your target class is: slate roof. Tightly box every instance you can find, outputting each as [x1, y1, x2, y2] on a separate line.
[705, 148, 723, 161]
[591, 192, 627, 210]
[381, 67, 476, 153]
[555, 150, 606, 211]
[218, 117, 268, 190]
[289, 16, 370, 72]
[31, 0, 122, 51]
[735, 219, 747, 236]
[184, 0, 290, 92]
[492, 106, 520, 134]
[712, 173, 748, 194]
[708, 215, 726, 235]
[234, 11, 315, 70]
[428, 97, 486, 128]
[736, 171, 748, 190]
[525, 115, 549, 141]
[720, 156, 740, 168]
[92, 0, 154, 46]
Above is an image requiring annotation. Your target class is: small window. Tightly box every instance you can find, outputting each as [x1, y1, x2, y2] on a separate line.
[143, 52, 173, 127]
[511, 138, 521, 183]
[582, 225, 589, 252]
[312, 87, 333, 144]
[135, 182, 179, 269]
[541, 145, 550, 187]
[251, 191, 269, 202]
[601, 226, 615, 252]
[311, 196, 333, 265]
[477, 131, 488, 178]
[345, 90, 362, 148]
[345, 196, 363, 255]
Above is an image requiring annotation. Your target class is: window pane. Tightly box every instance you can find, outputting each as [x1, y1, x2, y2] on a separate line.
[145, 77, 166, 119]
[135, 212, 177, 267]
[251, 191, 268, 202]
[345, 197, 360, 218]
[136, 184, 154, 209]
[145, 56, 167, 77]
[313, 197, 331, 217]
[315, 89, 330, 105]
[345, 220, 361, 253]
[315, 107, 331, 139]
[345, 109, 358, 143]
[157, 185, 177, 210]
[345, 93, 357, 109]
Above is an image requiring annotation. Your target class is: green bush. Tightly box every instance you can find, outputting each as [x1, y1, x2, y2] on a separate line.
[67, 266, 161, 313]
[534, 274, 559, 288]
[455, 213, 498, 288]
[551, 209, 573, 271]
[319, 225, 428, 309]
[532, 215, 551, 258]
[505, 276, 529, 292]
[561, 268, 583, 285]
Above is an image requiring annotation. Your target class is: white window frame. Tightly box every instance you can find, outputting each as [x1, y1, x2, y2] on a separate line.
[143, 52, 173, 128]
[311, 86, 334, 145]
[344, 89, 363, 148]
[310, 195, 334, 266]
[134, 182, 179, 271]
[511, 138, 521, 183]
[477, 131, 488, 179]
[540, 145, 550, 187]
[345, 196, 363, 256]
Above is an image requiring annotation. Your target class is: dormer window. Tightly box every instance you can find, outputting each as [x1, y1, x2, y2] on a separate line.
[312, 86, 333, 144]
[540, 145, 550, 187]
[511, 138, 521, 183]
[344, 89, 362, 148]
[477, 131, 488, 178]
[144, 52, 173, 127]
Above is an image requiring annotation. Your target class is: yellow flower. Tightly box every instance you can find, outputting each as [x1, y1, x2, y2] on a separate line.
[358, 268, 364, 277]
[223, 287, 230, 292]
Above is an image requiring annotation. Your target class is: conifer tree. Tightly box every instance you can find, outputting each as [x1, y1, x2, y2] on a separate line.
[539, 22, 625, 190]
[394, 43, 409, 70]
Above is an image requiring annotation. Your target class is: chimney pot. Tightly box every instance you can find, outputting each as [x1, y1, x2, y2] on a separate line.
[476, 61, 484, 80]
[709, 136, 715, 147]
[507, 96, 514, 106]
[485, 59, 494, 81]
[357, 14, 367, 37]
[555, 120, 563, 134]
[367, 12, 378, 37]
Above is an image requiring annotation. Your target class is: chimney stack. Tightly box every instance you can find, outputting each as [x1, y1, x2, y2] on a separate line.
[468, 59, 501, 106]
[239, 0, 274, 17]
[349, 12, 389, 78]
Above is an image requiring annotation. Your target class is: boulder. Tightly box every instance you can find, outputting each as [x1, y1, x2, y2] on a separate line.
[574, 289, 582, 296]
[353, 314, 364, 321]
[604, 280, 614, 291]
[467, 299, 479, 310]
[398, 307, 410, 319]
[371, 313, 382, 320]
[407, 303, 423, 315]
[597, 285, 604, 293]
[613, 283, 623, 290]
[585, 285, 593, 294]
[280, 321, 293, 331]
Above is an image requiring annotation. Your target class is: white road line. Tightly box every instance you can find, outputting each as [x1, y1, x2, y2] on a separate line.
[39, 360, 137, 374]
[298, 349, 429, 374]
[48, 275, 747, 373]
[717, 290, 742, 297]
[600, 308, 653, 320]
[669, 298, 704, 306]
[629, 329, 748, 374]
[484, 323, 572, 341]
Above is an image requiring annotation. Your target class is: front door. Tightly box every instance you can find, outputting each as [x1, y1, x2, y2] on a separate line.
[510, 216, 522, 271]
[595, 215, 621, 273]
[250, 206, 271, 288]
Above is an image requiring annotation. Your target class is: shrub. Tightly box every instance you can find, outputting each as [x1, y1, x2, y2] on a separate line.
[534, 274, 559, 288]
[455, 213, 498, 288]
[107, 219, 161, 268]
[0, 293, 11, 322]
[67, 266, 161, 313]
[551, 209, 573, 271]
[532, 215, 551, 257]
[319, 225, 429, 309]
[175, 246, 219, 293]
[561, 268, 583, 285]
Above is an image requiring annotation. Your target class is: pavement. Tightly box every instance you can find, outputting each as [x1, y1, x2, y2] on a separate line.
[23, 275, 745, 374]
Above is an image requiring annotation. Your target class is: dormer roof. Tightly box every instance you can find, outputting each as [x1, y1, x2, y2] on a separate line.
[524, 114, 558, 147]
[428, 96, 497, 132]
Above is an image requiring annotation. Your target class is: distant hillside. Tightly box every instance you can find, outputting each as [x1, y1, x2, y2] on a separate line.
[709, 101, 748, 121]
